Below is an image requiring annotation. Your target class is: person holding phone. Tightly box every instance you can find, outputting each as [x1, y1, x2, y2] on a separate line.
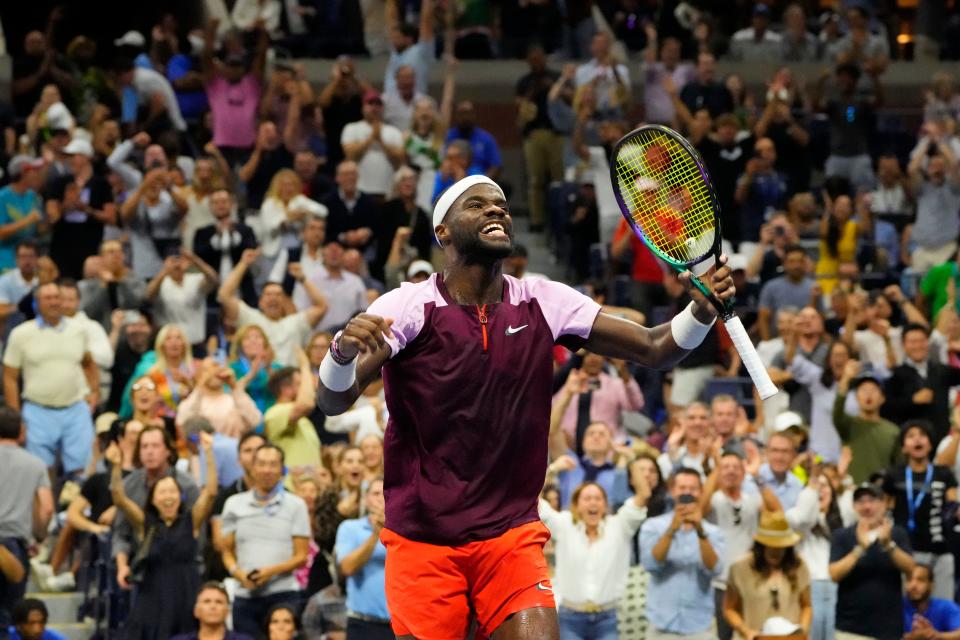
[639, 467, 725, 640]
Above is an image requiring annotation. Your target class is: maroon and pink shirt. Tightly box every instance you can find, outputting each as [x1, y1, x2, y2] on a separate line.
[367, 273, 602, 545]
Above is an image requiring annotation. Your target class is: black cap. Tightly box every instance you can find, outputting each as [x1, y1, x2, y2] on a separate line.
[851, 373, 883, 391]
[853, 482, 883, 501]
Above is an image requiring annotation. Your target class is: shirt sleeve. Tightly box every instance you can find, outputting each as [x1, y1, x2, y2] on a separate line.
[2, 327, 23, 368]
[290, 497, 311, 538]
[340, 123, 360, 146]
[829, 527, 853, 562]
[525, 278, 602, 347]
[236, 302, 261, 327]
[364, 284, 427, 357]
[639, 518, 666, 572]
[220, 497, 239, 535]
[334, 520, 358, 562]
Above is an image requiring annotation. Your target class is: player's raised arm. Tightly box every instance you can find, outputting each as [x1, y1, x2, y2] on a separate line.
[585, 258, 735, 370]
[316, 313, 394, 415]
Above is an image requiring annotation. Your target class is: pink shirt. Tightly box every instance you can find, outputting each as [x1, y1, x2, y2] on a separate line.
[206, 74, 261, 148]
[554, 372, 644, 444]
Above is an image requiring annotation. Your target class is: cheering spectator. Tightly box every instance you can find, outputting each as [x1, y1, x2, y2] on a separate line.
[870, 154, 911, 222]
[176, 358, 262, 439]
[107, 312, 153, 412]
[903, 564, 960, 639]
[446, 100, 503, 181]
[202, 23, 266, 167]
[120, 167, 188, 280]
[758, 429, 805, 510]
[144, 251, 219, 354]
[0, 157, 45, 272]
[46, 138, 115, 280]
[77, 240, 146, 331]
[540, 466, 650, 638]
[218, 248, 328, 366]
[126, 324, 195, 418]
[323, 160, 381, 254]
[384, 0, 435, 95]
[220, 444, 310, 636]
[193, 189, 259, 307]
[170, 582, 254, 640]
[814, 63, 882, 193]
[574, 32, 630, 118]
[406, 63, 456, 213]
[825, 6, 890, 74]
[238, 121, 295, 211]
[0, 241, 38, 327]
[336, 477, 390, 637]
[906, 127, 960, 273]
[209, 432, 266, 578]
[341, 90, 405, 199]
[0, 408, 52, 626]
[108, 432, 217, 639]
[59, 279, 114, 375]
[228, 325, 281, 414]
[883, 324, 960, 442]
[833, 364, 899, 483]
[724, 511, 812, 639]
[3, 283, 97, 476]
[728, 4, 781, 62]
[112, 426, 200, 590]
[829, 482, 914, 640]
[319, 57, 369, 169]
[264, 350, 321, 481]
[780, 3, 820, 62]
[383, 65, 424, 131]
[248, 170, 327, 271]
[883, 420, 956, 600]
[374, 168, 433, 283]
[12, 23, 72, 117]
[553, 355, 643, 446]
[680, 53, 733, 118]
[757, 247, 816, 341]
[641, 30, 693, 127]
[734, 137, 788, 243]
[640, 468, 724, 638]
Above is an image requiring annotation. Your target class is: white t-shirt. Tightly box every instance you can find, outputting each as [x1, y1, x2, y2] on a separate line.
[156, 273, 210, 345]
[710, 490, 762, 585]
[853, 327, 903, 370]
[340, 120, 404, 196]
[236, 302, 312, 366]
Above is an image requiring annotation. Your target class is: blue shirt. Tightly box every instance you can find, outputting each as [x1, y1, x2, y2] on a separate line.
[758, 463, 804, 510]
[0, 186, 42, 271]
[198, 433, 244, 487]
[385, 39, 435, 95]
[903, 597, 960, 633]
[444, 127, 502, 174]
[335, 517, 389, 620]
[8, 628, 68, 640]
[558, 451, 630, 511]
[639, 511, 724, 634]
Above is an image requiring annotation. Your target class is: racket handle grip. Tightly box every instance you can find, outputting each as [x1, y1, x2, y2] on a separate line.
[723, 315, 779, 400]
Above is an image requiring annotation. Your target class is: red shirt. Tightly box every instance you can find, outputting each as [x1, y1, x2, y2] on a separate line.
[613, 219, 664, 284]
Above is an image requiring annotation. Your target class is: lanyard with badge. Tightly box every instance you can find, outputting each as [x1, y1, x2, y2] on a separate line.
[905, 464, 934, 533]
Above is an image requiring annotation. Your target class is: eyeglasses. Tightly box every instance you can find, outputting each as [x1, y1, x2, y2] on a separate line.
[770, 587, 780, 611]
[132, 381, 157, 392]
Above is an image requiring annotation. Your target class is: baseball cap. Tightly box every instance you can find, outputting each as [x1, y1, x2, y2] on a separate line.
[774, 410, 808, 433]
[45, 102, 74, 131]
[7, 155, 45, 179]
[853, 482, 883, 501]
[363, 89, 383, 104]
[95, 412, 119, 436]
[727, 253, 749, 273]
[753, 3, 771, 16]
[851, 371, 883, 391]
[114, 30, 146, 48]
[63, 138, 94, 158]
[406, 260, 435, 279]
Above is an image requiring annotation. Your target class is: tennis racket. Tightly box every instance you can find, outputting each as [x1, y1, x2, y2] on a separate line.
[609, 124, 778, 400]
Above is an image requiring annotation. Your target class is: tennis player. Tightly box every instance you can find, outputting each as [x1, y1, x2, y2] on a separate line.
[317, 174, 734, 639]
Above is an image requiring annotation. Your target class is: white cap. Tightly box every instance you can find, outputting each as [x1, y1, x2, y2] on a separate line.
[45, 102, 75, 131]
[727, 253, 749, 272]
[114, 30, 146, 48]
[774, 410, 807, 433]
[406, 259, 435, 280]
[432, 175, 505, 243]
[760, 616, 802, 636]
[63, 138, 94, 158]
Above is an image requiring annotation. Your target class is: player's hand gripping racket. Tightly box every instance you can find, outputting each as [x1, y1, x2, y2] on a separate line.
[609, 124, 778, 400]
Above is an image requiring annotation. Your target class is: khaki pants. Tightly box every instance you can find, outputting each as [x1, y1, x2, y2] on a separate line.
[912, 241, 958, 274]
[646, 629, 715, 640]
[835, 632, 877, 640]
[523, 129, 564, 227]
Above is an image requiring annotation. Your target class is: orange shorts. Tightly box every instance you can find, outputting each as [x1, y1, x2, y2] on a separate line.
[380, 521, 555, 639]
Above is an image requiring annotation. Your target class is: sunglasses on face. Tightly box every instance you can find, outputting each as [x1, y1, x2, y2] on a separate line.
[132, 381, 157, 392]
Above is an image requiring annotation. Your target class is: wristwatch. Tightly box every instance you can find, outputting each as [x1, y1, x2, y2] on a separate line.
[695, 525, 707, 540]
[883, 540, 897, 553]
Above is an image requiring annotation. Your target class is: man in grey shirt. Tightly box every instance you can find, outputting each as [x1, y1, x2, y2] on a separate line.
[757, 245, 816, 341]
[113, 425, 199, 589]
[907, 133, 960, 273]
[0, 407, 53, 625]
[221, 444, 310, 637]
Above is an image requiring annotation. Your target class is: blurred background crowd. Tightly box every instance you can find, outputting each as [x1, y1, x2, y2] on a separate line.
[0, 0, 960, 639]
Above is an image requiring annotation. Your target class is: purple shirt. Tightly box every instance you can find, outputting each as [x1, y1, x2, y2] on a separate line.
[368, 274, 601, 545]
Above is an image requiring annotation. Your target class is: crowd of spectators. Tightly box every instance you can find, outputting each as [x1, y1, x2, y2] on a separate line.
[3, 1, 960, 640]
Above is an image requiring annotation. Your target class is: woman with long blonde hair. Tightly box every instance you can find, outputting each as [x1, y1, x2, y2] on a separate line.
[229, 324, 282, 413]
[248, 168, 327, 265]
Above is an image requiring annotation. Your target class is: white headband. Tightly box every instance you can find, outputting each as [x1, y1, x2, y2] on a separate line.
[432, 175, 505, 243]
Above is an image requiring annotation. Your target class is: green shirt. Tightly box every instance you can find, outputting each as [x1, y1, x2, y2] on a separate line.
[264, 402, 321, 488]
[920, 261, 958, 321]
[832, 393, 900, 483]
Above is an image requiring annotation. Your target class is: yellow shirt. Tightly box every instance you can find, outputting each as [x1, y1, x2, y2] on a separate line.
[3, 318, 89, 407]
[815, 220, 858, 294]
[264, 402, 321, 487]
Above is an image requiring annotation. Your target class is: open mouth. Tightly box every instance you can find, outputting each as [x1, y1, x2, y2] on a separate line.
[480, 221, 509, 239]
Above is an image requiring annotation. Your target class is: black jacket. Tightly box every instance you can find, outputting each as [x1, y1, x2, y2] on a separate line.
[193, 223, 259, 307]
[882, 360, 960, 443]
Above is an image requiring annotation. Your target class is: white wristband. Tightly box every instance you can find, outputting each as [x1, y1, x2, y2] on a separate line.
[319, 350, 357, 392]
[671, 302, 715, 350]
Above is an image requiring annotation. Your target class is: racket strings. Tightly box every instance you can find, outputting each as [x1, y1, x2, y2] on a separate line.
[614, 131, 716, 264]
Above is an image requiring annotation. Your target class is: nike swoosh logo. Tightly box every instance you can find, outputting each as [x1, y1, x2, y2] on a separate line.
[536, 581, 552, 592]
[506, 324, 528, 335]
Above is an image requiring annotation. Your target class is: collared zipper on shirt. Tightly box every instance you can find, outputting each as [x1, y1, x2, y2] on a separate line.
[476, 304, 489, 352]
